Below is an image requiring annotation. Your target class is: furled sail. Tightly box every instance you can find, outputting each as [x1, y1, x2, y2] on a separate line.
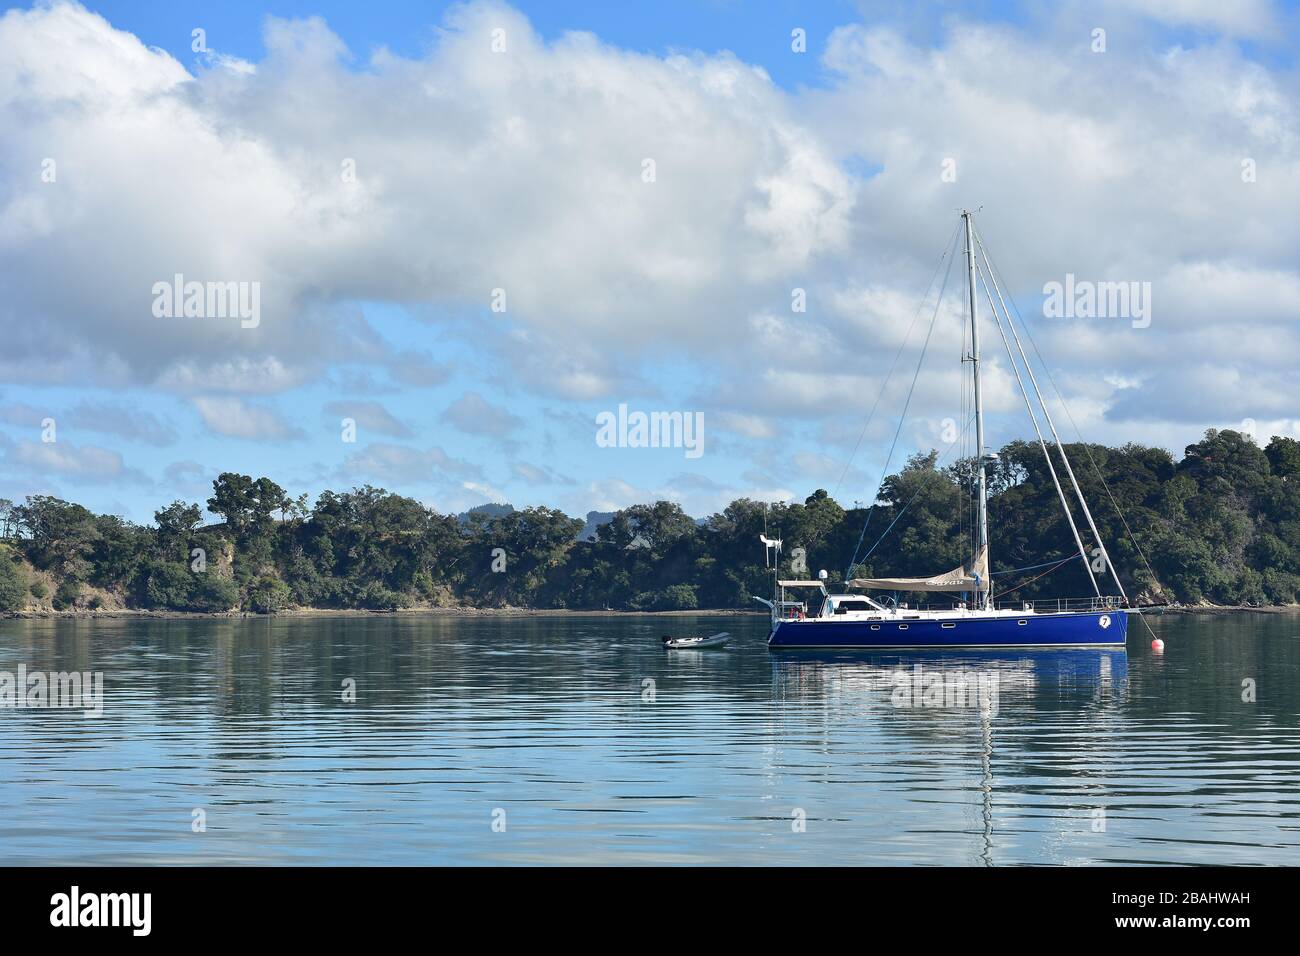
[847, 546, 988, 593]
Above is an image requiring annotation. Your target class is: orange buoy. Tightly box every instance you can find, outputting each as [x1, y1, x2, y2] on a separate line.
[1151, 638, 1164, 652]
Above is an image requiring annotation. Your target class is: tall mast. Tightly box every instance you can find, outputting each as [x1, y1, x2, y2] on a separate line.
[963, 210, 991, 609]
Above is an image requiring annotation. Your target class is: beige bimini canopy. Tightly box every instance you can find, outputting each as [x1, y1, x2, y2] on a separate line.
[847, 546, 988, 593]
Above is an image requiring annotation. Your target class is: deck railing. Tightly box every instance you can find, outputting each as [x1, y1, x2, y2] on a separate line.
[869, 595, 1125, 614]
[899, 595, 1126, 614]
[994, 595, 1124, 613]
[779, 594, 1127, 619]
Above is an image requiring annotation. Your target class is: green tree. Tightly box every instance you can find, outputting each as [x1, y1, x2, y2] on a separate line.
[155, 500, 202, 559]
[0, 550, 26, 611]
[1266, 436, 1300, 478]
[12, 496, 100, 580]
[206, 473, 258, 535]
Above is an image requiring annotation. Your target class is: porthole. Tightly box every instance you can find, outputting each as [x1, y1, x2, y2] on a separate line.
[898, 624, 909, 630]
[870, 625, 880, 631]
[941, 623, 956, 629]
[1017, 620, 1028, 626]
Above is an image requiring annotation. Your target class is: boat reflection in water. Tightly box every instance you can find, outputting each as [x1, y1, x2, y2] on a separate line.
[766, 648, 1129, 866]
[769, 647, 1127, 705]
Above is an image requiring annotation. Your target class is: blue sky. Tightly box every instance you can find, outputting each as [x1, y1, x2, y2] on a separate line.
[1, 0, 1298, 525]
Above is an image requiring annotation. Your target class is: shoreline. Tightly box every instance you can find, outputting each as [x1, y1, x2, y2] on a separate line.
[4, 603, 1299, 621]
[2, 606, 760, 621]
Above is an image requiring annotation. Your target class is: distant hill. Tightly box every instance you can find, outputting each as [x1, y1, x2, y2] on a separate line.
[456, 502, 515, 527]
[459, 505, 626, 544]
[578, 510, 615, 541]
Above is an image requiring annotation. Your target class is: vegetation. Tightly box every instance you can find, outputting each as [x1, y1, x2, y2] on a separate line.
[0, 547, 26, 612]
[2, 429, 1299, 614]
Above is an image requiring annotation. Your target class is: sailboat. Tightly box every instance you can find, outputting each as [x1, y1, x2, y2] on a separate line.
[762, 211, 1130, 649]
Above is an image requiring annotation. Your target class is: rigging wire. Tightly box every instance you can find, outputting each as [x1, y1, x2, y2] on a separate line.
[993, 555, 1080, 601]
[832, 221, 963, 503]
[975, 228, 1120, 601]
[853, 412, 977, 570]
[992, 553, 1082, 575]
[976, 257, 1101, 598]
[843, 226, 962, 580]
[975, 227, 1165, 639]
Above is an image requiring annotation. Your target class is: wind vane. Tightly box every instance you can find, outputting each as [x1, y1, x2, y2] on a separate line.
[758, 534, 783, 568]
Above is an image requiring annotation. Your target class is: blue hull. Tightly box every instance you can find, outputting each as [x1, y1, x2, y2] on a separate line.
[768, 609, 1127, 649]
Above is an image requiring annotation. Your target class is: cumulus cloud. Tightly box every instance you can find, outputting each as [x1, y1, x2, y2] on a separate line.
[0, 0, 854, 398]
[64, 400, 178, 445]
[1, 398, 176, 445]
[440, 391, 524, 438]
[1, 1, 1297, 514]
[389, 349, 452, 388]
[511, 460, 576, 485]
[324, 400, 411, 438]
[1105, 0, 1280, 37]
[191, 396, 304, 440]
[715, 413, 777, 441]
[156, 357, 310, 395]
[4, 438, 144, 483]
[337, 442, 482, 484]
[0, 402, 48, 428]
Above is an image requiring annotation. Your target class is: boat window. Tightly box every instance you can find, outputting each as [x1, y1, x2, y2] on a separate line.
[832, 601, 876, 614]
[941, 623, 956, 629]
[1017, 620, 1027, 626]
[870, 625, 880, 631]
[898, 624, 909, 630]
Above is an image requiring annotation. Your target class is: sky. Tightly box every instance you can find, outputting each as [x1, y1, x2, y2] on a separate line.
[0, 0, 1298, 525]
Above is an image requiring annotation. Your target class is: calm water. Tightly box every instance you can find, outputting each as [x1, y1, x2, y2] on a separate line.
[1, 612, 1297, 866]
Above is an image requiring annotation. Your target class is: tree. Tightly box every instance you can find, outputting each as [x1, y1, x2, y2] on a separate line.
[252, 477, 288, 531]
[156, 500, 201, 537]
[0, 550, 26, 611]
[597, 501, 696, 552]
[207, 473, 258, 535]
[1180, 429, 1270, 491]
[1266, 436, 1300, 479]
[206, 475, 285, 532]
[154, 501, 202, 560]
[12, 429, 1300, 613]
[11, 496, 100, 580]
[89, 515, 149, 591]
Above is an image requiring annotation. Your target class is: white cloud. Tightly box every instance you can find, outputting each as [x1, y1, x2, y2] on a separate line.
[1, 1, 1298, 513]
[191, 396, 303, 440]
[337, 442, 482, 484]
[511, 461, 575, 485]
[6, 438, 142, 483]
[0, 402, 48, 428]
[461, 480, 509, 504]
[440, 391, 524, 438]
[0, 1, 854, 397]
[324, 400, 411, 438]
[716, 412, 777, 440]
[157, 357, 310, 395]
[1104, 0, 1280, 37]
[65, 401, 178, 445]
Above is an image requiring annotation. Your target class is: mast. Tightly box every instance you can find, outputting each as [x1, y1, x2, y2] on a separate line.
[963, 210, 991, 609]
